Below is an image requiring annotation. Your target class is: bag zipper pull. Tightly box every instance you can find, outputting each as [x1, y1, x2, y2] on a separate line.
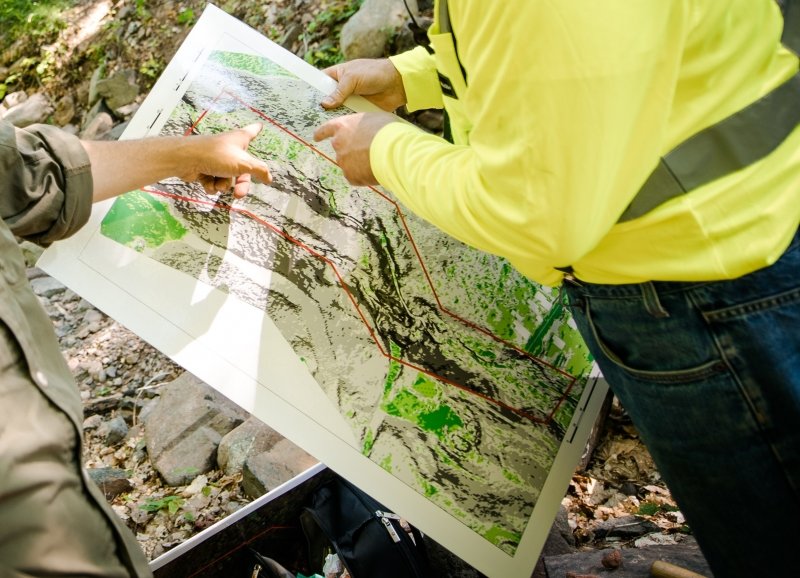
[376, 510, 401, 520]
[376, 510, 419, 545]
[375, 510, 402, 543]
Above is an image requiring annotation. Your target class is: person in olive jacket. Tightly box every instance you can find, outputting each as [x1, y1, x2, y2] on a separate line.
[0, 120, 271, 577]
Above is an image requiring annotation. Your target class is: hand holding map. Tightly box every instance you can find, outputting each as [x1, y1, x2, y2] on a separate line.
[320, 58, 407, 112]
[314, 111, 399, 186]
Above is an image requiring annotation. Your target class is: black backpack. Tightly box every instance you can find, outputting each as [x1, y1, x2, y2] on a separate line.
[300, 476, 431, 578]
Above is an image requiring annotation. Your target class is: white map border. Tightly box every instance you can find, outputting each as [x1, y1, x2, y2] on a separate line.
[39, 5, 609, 577]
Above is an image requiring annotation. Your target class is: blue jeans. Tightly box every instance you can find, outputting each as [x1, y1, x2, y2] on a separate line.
[563, 228, 800, 578]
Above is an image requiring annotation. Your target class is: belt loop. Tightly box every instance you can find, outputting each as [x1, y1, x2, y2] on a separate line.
[640, 282, 670, 318]
[556, 265, 581, 286]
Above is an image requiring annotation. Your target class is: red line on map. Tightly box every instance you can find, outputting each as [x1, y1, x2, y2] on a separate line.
[147, 90, 579, 423]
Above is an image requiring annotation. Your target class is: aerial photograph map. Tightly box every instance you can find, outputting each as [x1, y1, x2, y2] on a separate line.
[97, 35, 594, 557]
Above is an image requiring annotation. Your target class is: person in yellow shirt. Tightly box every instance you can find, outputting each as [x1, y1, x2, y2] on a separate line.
[313, 1, 800, 576]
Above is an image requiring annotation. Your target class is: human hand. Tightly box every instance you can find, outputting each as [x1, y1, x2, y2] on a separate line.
[313, 112, 399, 186]
[321, 59, 407, 112]
[179, 123, 272, 198]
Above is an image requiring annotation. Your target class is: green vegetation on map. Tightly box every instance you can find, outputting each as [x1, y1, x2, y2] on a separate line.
[101, 190, 186, 249]
[209, 51, 295, 78]
[382, 379, 464, 441]
[484, 525, 522, 548]
[362, 429, 375, 455]
[382, 341, 403, 397]
[445, 253, 593, 379]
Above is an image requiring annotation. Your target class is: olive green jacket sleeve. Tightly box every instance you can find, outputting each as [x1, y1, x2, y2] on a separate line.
[0, 121, 93, 245]
[0, 120, 153, 577]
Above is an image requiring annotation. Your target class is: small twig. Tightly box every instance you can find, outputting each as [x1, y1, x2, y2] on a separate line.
[131, 371, 173, 428]
[650, 560, 708, 578]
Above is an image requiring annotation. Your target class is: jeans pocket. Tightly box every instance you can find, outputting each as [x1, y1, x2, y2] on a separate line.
[582, 300, 727, 385]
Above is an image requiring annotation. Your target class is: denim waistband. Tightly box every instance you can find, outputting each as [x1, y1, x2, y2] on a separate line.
[563, 226, 800, 299]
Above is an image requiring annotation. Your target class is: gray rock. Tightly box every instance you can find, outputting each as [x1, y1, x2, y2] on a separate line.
[97, 415, 129, 445]
[531, 506, 577, 578]
[2, 93, 53, 127]
[81, 111, 114, 140]
[593, 515, 661, 539]
[392, 15, 432, 54]
[76, 298, 94, 312]
[145, 372, 249, 486]
[341, 0, 414, 60]
[95, 69, 139, 111]
[81, 98, 114, 132]
[217, 416, 284, 476]
[83, 414, 103, 431]
[53, 93, 75, 126]
[30, 275, 66, 298]
[82, 308, 104, 324]
[88, 467, 133, 500]
[83, 394, 123, 416]
[544, 537, 711, 578]
[88, 65, 104, 106]
[136, 396, 160, 424]
[241, 439, 317, 499]
[280, 23, 303, 50]
[115, 102, 139, 118]
[116, 4, 133, 20]
[2, 90, 27, 109]
[108, 120, 129, 141]
[26, 267, 47, 281]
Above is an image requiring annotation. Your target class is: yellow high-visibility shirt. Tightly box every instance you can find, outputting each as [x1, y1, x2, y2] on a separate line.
[371, 0, 800, 286]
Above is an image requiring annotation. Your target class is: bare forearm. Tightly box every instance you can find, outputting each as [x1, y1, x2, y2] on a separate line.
[80, 125, 271, 202]
[81, 136, 194, 202]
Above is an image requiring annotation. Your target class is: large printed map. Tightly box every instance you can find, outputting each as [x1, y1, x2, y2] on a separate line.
[40, 7, 607, 577]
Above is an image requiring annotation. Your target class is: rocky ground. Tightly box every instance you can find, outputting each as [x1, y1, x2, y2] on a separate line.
[3, 1, 704, 576]
[27, 253, 245, 561]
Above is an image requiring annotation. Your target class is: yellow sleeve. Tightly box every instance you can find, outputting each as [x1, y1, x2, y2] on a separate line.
[372, 2, 689, 285]
[389, 46, 443, 112]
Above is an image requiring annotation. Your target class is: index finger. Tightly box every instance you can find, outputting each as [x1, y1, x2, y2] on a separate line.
[244, 157, 272, 185]
[313, 119, 337, 142]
